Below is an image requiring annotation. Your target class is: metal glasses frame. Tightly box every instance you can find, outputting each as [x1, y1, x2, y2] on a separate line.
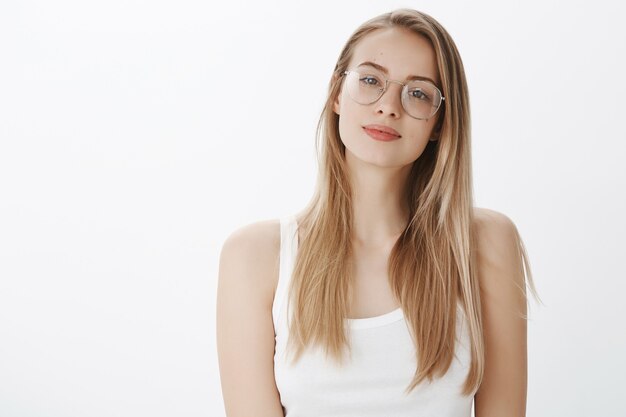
[341, 70, 445, 120]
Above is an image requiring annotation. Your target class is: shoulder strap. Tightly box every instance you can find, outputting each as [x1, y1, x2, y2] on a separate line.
[272, 215, 299, 333]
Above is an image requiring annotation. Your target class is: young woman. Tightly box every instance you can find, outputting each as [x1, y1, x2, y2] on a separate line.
[217, 8, 540, 417]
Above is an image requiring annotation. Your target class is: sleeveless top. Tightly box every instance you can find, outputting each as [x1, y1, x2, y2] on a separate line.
[272, 214, 476, 417]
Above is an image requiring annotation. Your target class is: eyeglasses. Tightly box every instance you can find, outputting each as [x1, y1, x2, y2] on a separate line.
[340, 70, 445, 120]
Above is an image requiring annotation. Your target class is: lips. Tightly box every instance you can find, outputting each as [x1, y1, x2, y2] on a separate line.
[362, 124, 401, 138]
[362, 124, 401, 141]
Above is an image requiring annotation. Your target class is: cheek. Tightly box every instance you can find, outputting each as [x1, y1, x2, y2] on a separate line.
[406, 136, 431, 158]
[393, 130, 433, 162]
[337, 102, 362, 143]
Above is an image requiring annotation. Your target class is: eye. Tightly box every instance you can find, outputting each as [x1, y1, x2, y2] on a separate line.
[409, 88, 430, 101]
[359, 75, 381, 87]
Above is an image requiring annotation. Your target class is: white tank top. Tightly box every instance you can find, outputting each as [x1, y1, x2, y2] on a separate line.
[273, 214, 476, 417]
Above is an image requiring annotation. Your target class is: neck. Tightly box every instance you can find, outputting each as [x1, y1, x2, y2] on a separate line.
[347, 153, 412, 248]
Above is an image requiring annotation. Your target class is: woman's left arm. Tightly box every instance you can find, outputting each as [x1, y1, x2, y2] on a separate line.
[473, 208, 528, 417]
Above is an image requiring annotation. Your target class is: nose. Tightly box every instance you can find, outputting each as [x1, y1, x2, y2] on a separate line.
[375, 80, 404, 118]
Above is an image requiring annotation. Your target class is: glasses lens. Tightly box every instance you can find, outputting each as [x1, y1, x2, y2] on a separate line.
[402, 81, 442, 119]
[345, 71, 384, 104]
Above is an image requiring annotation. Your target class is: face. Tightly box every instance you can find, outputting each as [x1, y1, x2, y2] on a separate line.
[333, 27, 442, 169]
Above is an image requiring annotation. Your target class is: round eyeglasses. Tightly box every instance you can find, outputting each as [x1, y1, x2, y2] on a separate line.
[341, 70, 445, 120]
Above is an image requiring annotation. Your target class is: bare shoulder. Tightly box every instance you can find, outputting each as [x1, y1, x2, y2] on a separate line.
[472, 207, 518, 238]
[472, 206, 524, 289]
[222, 218, 281, 248]
[472, 207, 521, 266]
[219, 218, 282, 309]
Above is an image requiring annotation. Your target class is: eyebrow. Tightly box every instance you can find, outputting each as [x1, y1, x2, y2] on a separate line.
[356, 61, 438, 86]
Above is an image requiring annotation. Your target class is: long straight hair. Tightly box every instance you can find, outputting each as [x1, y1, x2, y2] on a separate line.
[284, 8, 540, 396]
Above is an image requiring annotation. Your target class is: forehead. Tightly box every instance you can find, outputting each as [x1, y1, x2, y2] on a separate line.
[348, 27, 440, 85]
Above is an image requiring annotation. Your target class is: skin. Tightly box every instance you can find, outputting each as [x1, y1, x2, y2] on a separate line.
[216, 26, 528, 417]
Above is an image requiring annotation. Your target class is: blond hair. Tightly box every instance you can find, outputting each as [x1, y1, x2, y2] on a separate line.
[284, 8, 540, 396]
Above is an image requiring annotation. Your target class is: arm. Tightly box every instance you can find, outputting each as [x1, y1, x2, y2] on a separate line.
[216, 221, 285, 417]
[473, 209, 528, 417]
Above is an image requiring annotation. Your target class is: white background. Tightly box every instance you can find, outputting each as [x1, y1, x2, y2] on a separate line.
[1, 1, 625, 416]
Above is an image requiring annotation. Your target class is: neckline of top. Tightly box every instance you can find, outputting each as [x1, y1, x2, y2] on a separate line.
[345, 306, 405, 329]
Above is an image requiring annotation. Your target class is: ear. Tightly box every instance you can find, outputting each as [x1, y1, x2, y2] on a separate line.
[332, 92, 341, 115]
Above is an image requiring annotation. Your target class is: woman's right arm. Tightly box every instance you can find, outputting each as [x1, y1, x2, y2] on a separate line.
[216, 221, 285, 417]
